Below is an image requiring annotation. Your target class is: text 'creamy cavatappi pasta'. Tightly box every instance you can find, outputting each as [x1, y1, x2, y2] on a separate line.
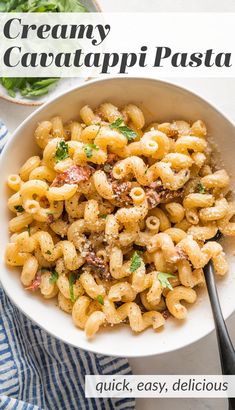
[5, 102, 234, 339]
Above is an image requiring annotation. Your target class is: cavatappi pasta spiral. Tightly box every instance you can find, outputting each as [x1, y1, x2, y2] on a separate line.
[5, 102, 233, 339]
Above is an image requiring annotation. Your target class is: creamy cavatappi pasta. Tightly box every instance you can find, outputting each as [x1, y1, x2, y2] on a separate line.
[5, 102, 234, 339]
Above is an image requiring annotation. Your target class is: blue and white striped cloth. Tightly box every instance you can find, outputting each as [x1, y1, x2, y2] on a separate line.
[0, 120, 135, 410]
[0, 119, 9, 153]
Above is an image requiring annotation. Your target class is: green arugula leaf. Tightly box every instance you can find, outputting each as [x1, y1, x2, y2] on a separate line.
[49, 270, 58, 284]
[84, 143, 99, 159]
[55, 141, 69, 162]
[130, 252, 142, 273]
[0, 78, 17, 91]
[0, 0, 25, 12]
[109, 118, 137, 141]
[197, 182, 206, 194]
[25, 0, 59, 12]
[157, 272, 175, 291]
[0, 78, 25, 97]
[14, 205, 24, 213]
[21, 78, 59, 97]
[69, 272, 77, 302]
[97, 295, 104, 305]
[32, 79, 59, 87]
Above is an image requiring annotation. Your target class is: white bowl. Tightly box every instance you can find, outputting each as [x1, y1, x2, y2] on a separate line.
[0, 77, 235, 357]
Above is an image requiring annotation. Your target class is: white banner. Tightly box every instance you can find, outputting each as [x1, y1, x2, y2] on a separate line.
[0, 12, 234, 77]
[85, 375, 235, 398]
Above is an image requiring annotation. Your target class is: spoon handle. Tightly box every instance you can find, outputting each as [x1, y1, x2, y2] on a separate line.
[204, 261, 235, 410]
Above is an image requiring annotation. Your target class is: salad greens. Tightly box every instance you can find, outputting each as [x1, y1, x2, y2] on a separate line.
[0, 0, 87, 98]
[0, 0, 86, 13]
[0, 77, 59, 98]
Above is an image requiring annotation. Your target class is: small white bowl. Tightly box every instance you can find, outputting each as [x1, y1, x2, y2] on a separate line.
[0, 0, 101, 107]
[0, 77, 235, 357]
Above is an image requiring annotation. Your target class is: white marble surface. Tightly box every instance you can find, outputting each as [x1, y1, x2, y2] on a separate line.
[0, 1, 235, 409]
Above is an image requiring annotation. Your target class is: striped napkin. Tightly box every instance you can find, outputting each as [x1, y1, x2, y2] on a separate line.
[0, 120, 135, 410]
[0, 119, 9, 153]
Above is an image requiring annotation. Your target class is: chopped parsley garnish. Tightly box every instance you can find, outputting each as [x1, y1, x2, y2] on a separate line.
[109, 118, 137, 141]
[130, 252, 142, 273]
[103, 163, 112, 173]
[49, 270, 58, 284]
[55, 141, 69, 162]
[14, 205, 24, 213]
[46, 211, 59, 215]
[197, 182, 206, 194]
[97, 295, 104, 305]
[27, 225, 31, 236]
[83, 143, 99, 159]
[45, 250, 52, 255]
[100, 214, 107, 219]
[69, 272, 77, 302]
[95, 125, 101, 138]
[157, 272, 175, 291]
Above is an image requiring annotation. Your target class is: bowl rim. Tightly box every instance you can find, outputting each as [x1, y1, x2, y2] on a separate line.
[0, 91, 44, 107]
[1, 76, 235, 357]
